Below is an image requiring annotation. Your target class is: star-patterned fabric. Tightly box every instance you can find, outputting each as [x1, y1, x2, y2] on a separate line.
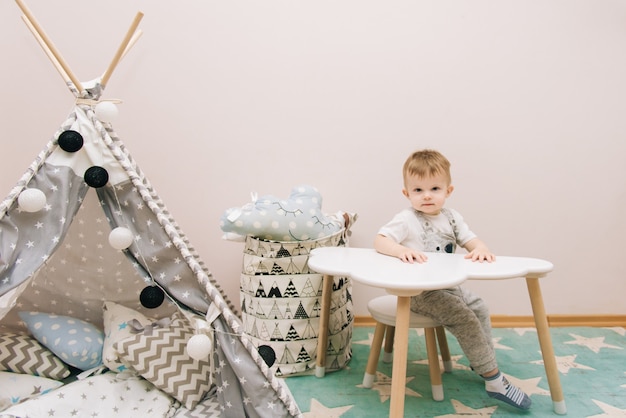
[0, 101, 211, 331]
[0, 80, 302, 417]
[0, 176, 200, 333]
[285, 325, 626, 417]
[0, 371, 176, 417]
[212, 317, 296, 417]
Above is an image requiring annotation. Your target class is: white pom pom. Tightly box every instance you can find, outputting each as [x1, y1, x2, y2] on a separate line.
[108, 227, 134, 250]
[18, 188, 47, 212]
[187, 334, 212, 360]
[95, 102, 119, 123]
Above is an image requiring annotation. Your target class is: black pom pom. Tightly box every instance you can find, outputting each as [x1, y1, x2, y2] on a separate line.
[84, 166, 109, 188]
[257, 345, 276, 367]
[140, 286, 165, 309]
[58, 130, 84, 152]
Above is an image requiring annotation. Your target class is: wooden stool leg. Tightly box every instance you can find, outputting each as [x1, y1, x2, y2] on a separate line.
[363, 322, 386, 387]
[425, 327, 444, 401]
[435, 326, 452, 372]
[383, 325, 395, 363]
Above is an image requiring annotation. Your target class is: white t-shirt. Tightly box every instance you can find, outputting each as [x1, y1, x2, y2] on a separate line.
[378, 207, 476, 253]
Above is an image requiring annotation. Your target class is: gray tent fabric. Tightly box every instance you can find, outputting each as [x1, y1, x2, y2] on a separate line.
[0, 163, 88, 300]
[0, 75, 302, 416]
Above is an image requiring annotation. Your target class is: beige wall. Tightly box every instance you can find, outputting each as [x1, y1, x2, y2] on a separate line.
[1, 1, 625, 316]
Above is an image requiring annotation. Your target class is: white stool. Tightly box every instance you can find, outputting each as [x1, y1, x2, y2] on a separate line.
[363, 295, 452, 401]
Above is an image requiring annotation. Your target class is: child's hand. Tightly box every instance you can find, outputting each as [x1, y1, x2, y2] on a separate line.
[374, 235, 428, 263]
[464, 248, 495, 263]
[397, 248, 428, 264]
[463, 238, 495, 263]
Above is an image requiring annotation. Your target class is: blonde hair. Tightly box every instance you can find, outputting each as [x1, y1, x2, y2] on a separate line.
[402, 149, 452, 185]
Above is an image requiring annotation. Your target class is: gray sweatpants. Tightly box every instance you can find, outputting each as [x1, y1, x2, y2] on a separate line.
[410, 286, 498, 375]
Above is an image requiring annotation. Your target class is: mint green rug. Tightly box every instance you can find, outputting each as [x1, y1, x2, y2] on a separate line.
[283, 326, 626, 417]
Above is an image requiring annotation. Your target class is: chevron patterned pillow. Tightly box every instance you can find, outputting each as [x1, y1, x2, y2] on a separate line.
[102, 301, 154, 372]
[0, 333, 71, 380]
[115, 311, 212, 410]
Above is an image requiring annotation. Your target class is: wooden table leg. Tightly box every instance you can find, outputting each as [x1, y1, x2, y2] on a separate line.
[389, 295, 411, 418]
[526, 277, 567, 415]
[316, 274, 334, 378]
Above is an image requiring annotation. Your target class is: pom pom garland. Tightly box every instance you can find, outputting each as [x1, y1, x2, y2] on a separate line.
[140, 285, 165, 309]
[58, 130, 84, 152]
[108, 227, 134, 250]
[186, 334, 212, 360]
[95, 101, 119, 123]
[84, 166, 109, 188]
[17, 188, 47, 212]
[258, 345, 276, 367]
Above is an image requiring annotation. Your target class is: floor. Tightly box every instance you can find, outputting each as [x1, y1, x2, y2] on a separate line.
[283, 325, 626, 417]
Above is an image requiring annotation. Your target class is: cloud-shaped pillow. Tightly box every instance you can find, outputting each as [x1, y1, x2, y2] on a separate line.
[219, 185, 346, 241]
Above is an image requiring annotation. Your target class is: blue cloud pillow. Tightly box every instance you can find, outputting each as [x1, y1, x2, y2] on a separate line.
[219, 185, 346, 241]
[19, 312, 104, 370]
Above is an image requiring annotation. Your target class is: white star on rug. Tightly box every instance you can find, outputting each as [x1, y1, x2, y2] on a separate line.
[586, 399, 626, 417]
[413, 354, 471, 371]
[564, 333, 623, 353]
[512, 327, 537, 336]
[302, 399, 354, 418]
[503, 373, 550, 397]
[434, 399, 498, 417]
[301, 398, 353, 417]
[413, 328, 427, 337]
[531, 353, 595, 374]
[353, 331, 376, 346]
[356, 371, 422, 402]
[492, 337, 513, 350]
[605, 327, 626, 337]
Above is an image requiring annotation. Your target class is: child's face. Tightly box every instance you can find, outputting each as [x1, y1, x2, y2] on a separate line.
[402, 172, 453, 216]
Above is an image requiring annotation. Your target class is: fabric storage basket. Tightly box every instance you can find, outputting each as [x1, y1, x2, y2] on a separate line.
[240, 229, 353, 377]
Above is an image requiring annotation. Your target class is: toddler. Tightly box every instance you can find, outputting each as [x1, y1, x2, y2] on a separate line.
[374, 149, 531, 410]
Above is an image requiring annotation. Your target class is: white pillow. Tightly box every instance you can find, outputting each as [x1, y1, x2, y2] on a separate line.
[0, 371, 63, 411]
[0, 372, 173, 416]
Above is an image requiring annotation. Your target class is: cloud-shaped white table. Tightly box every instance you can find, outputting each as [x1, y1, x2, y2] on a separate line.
[309, 247, 565, 417]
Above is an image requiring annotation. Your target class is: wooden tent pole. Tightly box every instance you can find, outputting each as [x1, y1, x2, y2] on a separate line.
[21, 15, 71, 85]
[15, 0, 84, 93]
[101, 11, 144, 89]
[122, 29, 143, 61]
[101, 29, 142, 80]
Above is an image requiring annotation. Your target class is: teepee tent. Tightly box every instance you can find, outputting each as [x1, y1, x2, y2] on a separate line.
[0, 2, 301, 416]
